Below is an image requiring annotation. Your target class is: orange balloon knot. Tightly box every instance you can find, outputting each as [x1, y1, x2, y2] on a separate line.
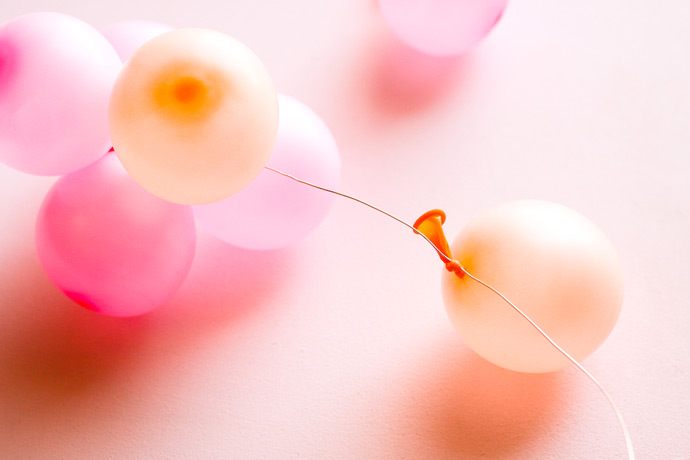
[444, 260, 465, 278]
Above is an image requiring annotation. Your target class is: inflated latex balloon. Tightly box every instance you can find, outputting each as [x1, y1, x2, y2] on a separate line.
[378, 0, 509, 56]
[35, 154, 196, 317]
[0, 12, 121, 175]
[100, 19, 173, 62]
[194, 94, 341, 250]
[109, 28, 278, 205]
[442, 200, 623, 373]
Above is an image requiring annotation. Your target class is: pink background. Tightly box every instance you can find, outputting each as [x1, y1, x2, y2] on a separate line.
[1, 0, 689, 458]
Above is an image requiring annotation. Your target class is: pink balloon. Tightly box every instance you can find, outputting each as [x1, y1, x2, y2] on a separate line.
[0, 12, 121, 175]
[378, 0, 509, 56]
[194, 94, 341, 250]
[100, 20, 173, 62]
[36, 154, 196, 317]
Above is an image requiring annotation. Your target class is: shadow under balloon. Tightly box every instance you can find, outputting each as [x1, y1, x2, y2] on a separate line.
[0, 229, 294, 418]
[0, 249, 153, 407]
[392, 338, 569, 459]
[150, 229, 297, 335]
[0, 177, 138, 408]
[369, 33, 472, 114]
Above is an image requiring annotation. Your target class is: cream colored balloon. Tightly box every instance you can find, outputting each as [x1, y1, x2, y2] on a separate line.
[109, 28, 278, 205]
[442, 200, 624, 373]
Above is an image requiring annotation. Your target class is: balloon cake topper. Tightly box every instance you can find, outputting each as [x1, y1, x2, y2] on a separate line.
[0, 6, 634, 459]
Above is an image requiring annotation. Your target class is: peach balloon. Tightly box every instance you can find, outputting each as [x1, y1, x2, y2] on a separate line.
[442, 200, 624, 373]
[109, 28, 278, 205]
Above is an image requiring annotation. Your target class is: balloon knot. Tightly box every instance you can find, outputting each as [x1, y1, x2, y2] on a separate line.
[445, 260, 465, 278]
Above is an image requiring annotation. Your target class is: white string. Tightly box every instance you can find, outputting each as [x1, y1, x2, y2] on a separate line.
[265, 166, 635, 460]
[459, 270, 635, 460]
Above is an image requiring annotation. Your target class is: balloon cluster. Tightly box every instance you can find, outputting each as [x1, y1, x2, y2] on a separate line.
[1, 9, 625, 375]
[0, 12, 340, 317]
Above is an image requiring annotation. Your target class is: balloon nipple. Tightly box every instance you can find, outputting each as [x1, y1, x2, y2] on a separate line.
[444, 259, 464, 278]
[413, 209, 463, 277]
[154, 75, 212, 117]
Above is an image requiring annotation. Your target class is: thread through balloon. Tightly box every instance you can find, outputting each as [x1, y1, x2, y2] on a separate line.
[265, 165, 635, 460]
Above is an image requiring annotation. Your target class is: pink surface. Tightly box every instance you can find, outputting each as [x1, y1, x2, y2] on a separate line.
[1, 1, 689, 459]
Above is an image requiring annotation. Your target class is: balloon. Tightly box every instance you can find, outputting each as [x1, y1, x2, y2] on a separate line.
[109, 28, 278, 205]
[194, 94, 341, 250]
[378, 0, 509, 56]
[442, 200, 623, 373]
[0, 12, 121, 175]
[100, 19, 173, 62]
[35, 154, 196, 317]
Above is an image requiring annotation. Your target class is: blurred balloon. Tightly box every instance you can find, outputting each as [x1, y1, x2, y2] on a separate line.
[0, 12, 121, 175]
[109, 28, 278, 205]
[36, 154, 196, 317]
[194, 94, 340, 250]
[442, 200, 623, 373]
[378, 0, 508, 56]
[100, 19, 173, 61]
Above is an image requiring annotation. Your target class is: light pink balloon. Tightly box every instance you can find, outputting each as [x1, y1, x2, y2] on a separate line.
[0, 12, 121, 175]
[100, 20, 173, 62]
[378, 0, 509, 56]
[36, 154, 196, 317]
[194, 94, 341, 250]
[442, 200, 624, 373]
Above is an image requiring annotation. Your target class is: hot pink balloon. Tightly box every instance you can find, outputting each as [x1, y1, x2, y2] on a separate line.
[100, 20, 173, 62]
[378, 0, 509, 56]
[194, 94, 341, 250]
[0, 12, 121, 175]
[36, 154, 196, 317]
